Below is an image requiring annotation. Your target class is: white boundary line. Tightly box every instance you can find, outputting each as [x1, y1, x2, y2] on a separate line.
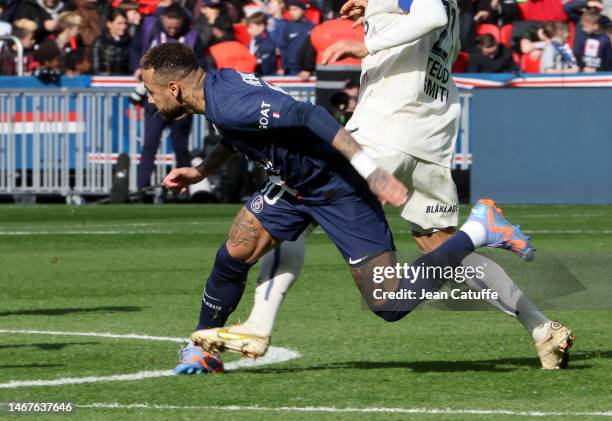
[0, 329, 300, 389]
[75, 403, 612, 417]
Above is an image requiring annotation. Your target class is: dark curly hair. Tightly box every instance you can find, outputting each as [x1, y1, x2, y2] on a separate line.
[141, 43, 200, 83]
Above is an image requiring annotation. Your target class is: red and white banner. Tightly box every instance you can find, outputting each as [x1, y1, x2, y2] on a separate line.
[0, 112, 85, 134]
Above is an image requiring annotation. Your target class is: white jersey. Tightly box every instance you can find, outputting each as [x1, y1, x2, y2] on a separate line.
[346, 0, 461, 168]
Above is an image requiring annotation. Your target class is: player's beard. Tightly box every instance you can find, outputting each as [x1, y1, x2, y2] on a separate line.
[157, 103, 189, 121]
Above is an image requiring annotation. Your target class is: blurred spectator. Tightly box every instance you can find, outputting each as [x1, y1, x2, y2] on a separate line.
[327, 81, 359, 124]
[192, 0, 233, 49]
[73, 0, 103, 50]
[205, 16, 257, 71]
[222, 0, 246, 23]
[540, 22, 580, 73]
[565, 0, 610, 26]
[604, 23, 612, 69]
[92, 9, 132, 75]
[131, 2, 206, 73]
[279, 0, 314, 75]
[50, 11, 83, 56]
[573, 10, 611, 71]
[117, 1, 143, 37]
[33, 40, 62, 83]
[0, 21, 38, 75]
[265, 0, 287, 47]
[468, 33, 517, 72]
[14, 0, 68, 44]
[64, 47, 91, 75]
[132, 2, 202, 191]
[0, 1, 11, 40]
[458, 0, 479, 53]
[0, 0, 17, 23]
[247, 12, 276, 75]
[343, 79, 358, 112]
[475, 0, 520, 26]
[520, 21, 555, 61]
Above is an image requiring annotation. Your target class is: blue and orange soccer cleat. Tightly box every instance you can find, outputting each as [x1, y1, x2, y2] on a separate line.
[466, 199, 535, 261]
[175, 341, 224, 375]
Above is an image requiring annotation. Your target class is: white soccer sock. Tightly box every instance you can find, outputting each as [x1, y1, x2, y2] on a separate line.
[242, 227, 311, 337]
[461, 253, 550, 342]
[459, 221, 487, 248]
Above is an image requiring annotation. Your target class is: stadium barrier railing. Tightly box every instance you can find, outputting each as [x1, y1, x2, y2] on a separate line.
[12, 73, 589, 200]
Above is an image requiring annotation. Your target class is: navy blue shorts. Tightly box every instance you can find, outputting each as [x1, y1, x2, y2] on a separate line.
[246, 183, 395, 265]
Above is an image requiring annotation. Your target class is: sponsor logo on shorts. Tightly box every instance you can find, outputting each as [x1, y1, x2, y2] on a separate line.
[349, 255, 369, 265]
[251, 194, 264, 214]
[425, 204, 459, 214]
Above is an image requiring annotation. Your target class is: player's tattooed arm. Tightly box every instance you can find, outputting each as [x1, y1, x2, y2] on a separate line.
[194, 143, 234, 178]
[330, 127, 362, 161]
[163, 143, 233, 192]
[331, 128, 409, 207]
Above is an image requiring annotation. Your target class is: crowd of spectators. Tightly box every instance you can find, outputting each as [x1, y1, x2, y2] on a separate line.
[0, 0, 610, 78]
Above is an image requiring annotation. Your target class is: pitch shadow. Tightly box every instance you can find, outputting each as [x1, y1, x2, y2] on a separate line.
[0, 342, 100, 351]
[244, 350, 607, 374]
[0, 306, 144, 316]
[0, 363, 64, 369]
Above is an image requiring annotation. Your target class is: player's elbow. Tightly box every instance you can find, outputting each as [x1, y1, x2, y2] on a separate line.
[418, 0, 449, 31]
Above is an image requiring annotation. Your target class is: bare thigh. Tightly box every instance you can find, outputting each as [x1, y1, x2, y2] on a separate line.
[226, 206, 281, 263]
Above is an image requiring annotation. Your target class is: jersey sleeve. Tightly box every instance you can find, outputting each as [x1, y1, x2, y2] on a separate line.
[213, 75, 342, 143]
[365, 0, 448, 54]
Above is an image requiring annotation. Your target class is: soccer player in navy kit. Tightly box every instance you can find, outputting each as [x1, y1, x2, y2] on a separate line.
[140, 43, 536, 375]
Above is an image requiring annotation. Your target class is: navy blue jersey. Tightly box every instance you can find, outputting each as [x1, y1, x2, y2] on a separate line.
[203, 69, 368, 203]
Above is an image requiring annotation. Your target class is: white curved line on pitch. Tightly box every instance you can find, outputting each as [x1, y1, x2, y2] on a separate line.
[0, 329, 300, 389]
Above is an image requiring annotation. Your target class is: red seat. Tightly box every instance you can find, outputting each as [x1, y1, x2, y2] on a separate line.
[500, 24, 513, 48]
[233, 23, 251, 47]
[452, 51, 469, 73]
[517, 1, 530, 20]
[476, 23, 501, 42]
[520, 54, 541, 73]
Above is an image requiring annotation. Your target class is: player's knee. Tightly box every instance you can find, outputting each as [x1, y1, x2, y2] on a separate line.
[225, 240, 257, 262]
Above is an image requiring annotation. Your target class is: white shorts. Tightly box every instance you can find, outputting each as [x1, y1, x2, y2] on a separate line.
[355, 132, 459, 234]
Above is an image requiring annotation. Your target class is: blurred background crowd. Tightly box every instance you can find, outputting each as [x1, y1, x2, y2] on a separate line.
[0, 0, 610, 78]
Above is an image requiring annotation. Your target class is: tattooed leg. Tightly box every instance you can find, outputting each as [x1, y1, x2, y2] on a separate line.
[226, 206, 280, 263]
[195, 207, 280, 329]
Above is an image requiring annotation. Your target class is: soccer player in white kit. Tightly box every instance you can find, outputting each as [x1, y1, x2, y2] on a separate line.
[191, 0, 574, 369]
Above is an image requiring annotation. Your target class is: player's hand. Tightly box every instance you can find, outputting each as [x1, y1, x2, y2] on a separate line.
[163, 167, 204, 193]
[340, 0, 368, 27]
[321, 40, 368, 65]
[366, 168, 409, 207]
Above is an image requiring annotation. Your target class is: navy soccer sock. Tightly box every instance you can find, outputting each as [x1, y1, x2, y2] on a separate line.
[420, 229, 475, 268]
[196, 243, 255, 330]
[374, 230, 476, 322]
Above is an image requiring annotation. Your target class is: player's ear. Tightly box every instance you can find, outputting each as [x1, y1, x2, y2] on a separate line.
[168, 81, 182, 101]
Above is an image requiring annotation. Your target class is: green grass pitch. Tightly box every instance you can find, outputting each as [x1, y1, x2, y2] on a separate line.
[0, 204, 611, 420]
